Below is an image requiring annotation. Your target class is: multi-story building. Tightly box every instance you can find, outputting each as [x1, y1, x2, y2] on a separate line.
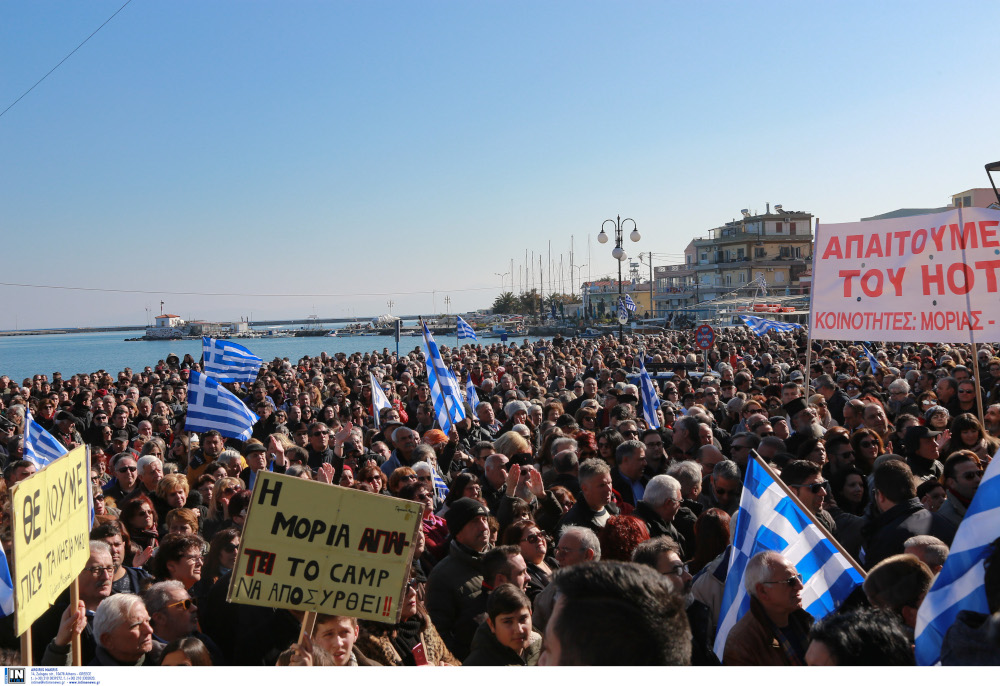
[653, 204, 814, 315]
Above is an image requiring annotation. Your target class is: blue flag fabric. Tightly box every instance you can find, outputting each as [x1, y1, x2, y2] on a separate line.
[432, 466, 450, 502]
[0, 539, 14, 617]
[422, 322, 466, 434]
[739, 314, 803, 337]
[202, 336, 263, 383]
[861, 344, 881, 373]
[622, 294, 637, 312]
[713, 456, 865, 659]
[185, 371, 259, 440]
[915, 451, 1000, 665]
[23, 407, 66, 469]
[456, 316, 477, 341]
[370, 371, 392, 430]
[618, 299, 629, 322]
[465, 376, 480, 410]
[639, 361, 661, 429]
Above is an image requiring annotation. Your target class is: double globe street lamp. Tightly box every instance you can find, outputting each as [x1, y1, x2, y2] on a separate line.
[598, 215, 640, 343]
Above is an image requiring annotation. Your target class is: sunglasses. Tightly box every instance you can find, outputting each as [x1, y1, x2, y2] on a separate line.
[763, 573, 803, 587]
[522, 533, 545, 545]
[166, 598, 197, 611]
[957, 469, 983, 481]
[222, 542, 240, 553]
[117, 466, 137, 473]
[791, 481, 829, 494]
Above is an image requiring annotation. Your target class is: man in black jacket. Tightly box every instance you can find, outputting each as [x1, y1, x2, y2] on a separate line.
[861, 460, 956, 571]
[558, 459, 618, 533]
[610, 440, 649, 508]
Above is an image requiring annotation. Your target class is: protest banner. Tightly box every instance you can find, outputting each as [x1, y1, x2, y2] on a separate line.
[10, 445, 91, 636]
[227, 471, 423, 624]
[810, 207, 1000, 343]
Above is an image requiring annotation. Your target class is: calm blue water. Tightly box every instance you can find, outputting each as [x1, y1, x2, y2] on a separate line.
[0, 326, 544, 383]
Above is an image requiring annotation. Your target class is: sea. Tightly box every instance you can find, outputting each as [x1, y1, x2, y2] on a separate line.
[0, 324, 545, 383]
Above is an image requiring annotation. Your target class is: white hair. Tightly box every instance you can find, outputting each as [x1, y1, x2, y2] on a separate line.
[136, 455, 162, 475]
[94, 593, 146, 647]
[642, 475, 681, 507]
[744, 550, 789, 598]
[143, 580, 186, 616]
[559, 525, 601, 561]
[667, 461, 702, 493]
[411, 461, 432, 476]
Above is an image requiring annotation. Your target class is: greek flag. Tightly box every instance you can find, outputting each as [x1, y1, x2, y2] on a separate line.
[713, 455, 865, 659]
[739, 314, 802, 337]
[422, 321, 467, 434]
[23, 407, 66, 468]
[915, 452, 1000, 665]
[861, 344, 881, 373]
[202, 337, 263, 383]
[639, 361, 661, 429]
[370, 371, 391, 430]
[618, 298, 629, 322]
[185, 371, 259, 440]
[0, 540, 13, 617]
[755, 273, 768, 295]
[432, 466, 450, 501]
[622, 294, 637, 312]
[465, 376, 480, 409]
[456, 316, 477, 341]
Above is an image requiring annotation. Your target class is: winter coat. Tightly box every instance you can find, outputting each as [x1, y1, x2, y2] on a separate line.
[425, 540, 486, 660]
[860, 497, 956, 570]
[723, 597, 813, 666]
[940, 610, 1000, 666]
[464, 621, 542, 666]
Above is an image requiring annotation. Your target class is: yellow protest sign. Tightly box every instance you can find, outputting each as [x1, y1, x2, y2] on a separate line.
[10, 446, 91, 635]
[227, 471, 422, 623]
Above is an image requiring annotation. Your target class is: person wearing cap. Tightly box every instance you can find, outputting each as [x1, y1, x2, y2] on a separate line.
[53, 409, 83, 450]
[238, 440, 273, 490]
[783, 398, 824, 456]
[425, 497, 492, 660]
[903, 425, 944, 482]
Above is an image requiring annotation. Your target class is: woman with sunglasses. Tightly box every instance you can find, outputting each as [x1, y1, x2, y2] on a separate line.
[355, 464, 386, 495]
[121, 494, 160, 551]
[596, 428, 624, 469]
[850, 428, 884, 475]
[502, 519, 557, 600]
[202, 476, 244, 540]
[829, 466, 869, 517]
[193, 528, 240, 595]
[356, 571, 461, 665]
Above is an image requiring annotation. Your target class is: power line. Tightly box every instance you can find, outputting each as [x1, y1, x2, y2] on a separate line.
[0, 0, 135, 120]
[0, 280, 498, 298]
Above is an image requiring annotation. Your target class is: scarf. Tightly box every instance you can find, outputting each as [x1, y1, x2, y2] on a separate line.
[391, 614, 423, 666]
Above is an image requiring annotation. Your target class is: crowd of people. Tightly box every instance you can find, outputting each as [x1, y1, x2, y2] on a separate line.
[0, 326, 999, 667]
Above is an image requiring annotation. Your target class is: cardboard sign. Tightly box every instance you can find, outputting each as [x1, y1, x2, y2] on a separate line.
[10, 446, 91, 635]
[227, 472, 422, 624]
[811, 207, 1000, 343]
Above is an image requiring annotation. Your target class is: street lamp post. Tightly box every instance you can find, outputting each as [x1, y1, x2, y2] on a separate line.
[598, 215, 640, 343]
[571, 263, 587, 323]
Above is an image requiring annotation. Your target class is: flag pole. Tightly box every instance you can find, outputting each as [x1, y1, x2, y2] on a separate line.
[803, 218, 820, 387]
[956, 204, 988, 428]
[70, 579, 82, 666]
[749, 450, 867, 578]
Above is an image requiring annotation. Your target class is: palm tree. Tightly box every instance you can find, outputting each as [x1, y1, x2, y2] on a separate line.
[492, 292, 517, 314]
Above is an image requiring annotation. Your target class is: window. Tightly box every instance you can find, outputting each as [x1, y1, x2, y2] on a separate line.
[737, 248, 745, 259]
[739, 273, 746, 283]
[755, 247, 766, 258]
[775, 222, 783, 233]
[789, 222, 797, 235]
[776, 272, 785, 283]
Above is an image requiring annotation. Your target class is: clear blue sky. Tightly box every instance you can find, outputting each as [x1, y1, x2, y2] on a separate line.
[2, 0, 997, 329]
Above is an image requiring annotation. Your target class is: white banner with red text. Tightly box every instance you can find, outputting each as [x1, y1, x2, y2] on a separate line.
[810, 207, 1000, 343]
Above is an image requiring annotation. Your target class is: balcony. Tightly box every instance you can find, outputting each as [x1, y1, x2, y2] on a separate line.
[691, 231, 813, 246]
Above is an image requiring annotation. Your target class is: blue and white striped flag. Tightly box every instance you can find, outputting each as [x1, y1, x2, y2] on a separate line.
[370, 371, 391, 430]
[456, 316, 477, 341]
[202, 337, 263, 383]
[432, 466, 450, 501]
[0, 539, 14, 617]
[639, 361, 661, 429]
[713, 455, 865, 659]
[465, 376, 480, 410]
[622, 294, 637, 312]
[915, 451, 1000, 665]
[618, 299, 629, 322]
[23, 407, 66, 469]
[185, 371, 259, 440]
[861, 344, 881, 373]
[422, 321, 466, 434]
[739, 314, 803, 337]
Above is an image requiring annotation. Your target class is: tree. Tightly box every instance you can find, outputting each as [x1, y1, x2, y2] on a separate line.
[492, 292, 517, 314]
